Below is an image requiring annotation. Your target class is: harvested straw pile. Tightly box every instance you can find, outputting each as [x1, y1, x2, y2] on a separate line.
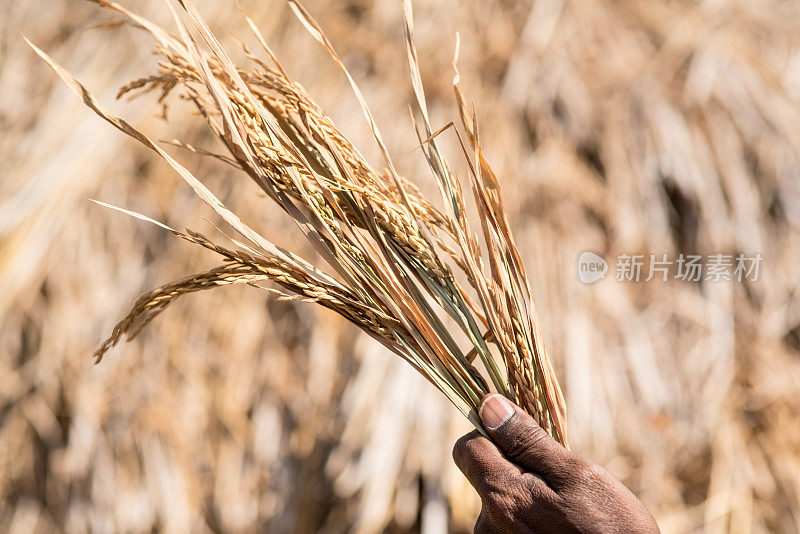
[2, 0, 800, 533]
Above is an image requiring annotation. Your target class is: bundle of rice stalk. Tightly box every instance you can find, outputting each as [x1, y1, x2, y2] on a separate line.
[27, 0, 568, 446]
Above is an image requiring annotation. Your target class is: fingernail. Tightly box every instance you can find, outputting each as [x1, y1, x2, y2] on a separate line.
[479, 394, 514, 429]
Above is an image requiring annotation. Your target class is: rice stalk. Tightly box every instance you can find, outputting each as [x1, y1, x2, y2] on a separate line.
[27, 0, 568, 446]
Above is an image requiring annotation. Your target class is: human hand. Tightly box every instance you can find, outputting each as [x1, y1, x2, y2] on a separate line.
[453, 394, 660, 533]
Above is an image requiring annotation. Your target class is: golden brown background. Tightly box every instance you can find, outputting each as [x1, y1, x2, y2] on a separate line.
[2, 0, 799, 532]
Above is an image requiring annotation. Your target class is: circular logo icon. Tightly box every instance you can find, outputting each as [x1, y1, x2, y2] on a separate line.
[577, 251, 608, 284]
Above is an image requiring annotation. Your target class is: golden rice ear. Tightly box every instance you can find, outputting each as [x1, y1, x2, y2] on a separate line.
[32, 0, 567, 445]
[93, 263, 269, 363]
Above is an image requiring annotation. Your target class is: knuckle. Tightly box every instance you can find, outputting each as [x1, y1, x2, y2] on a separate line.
[576, 458, 603, 479]
[452, 431, 480, 463]
[569, 456, 611, 488]
[452, 435, 469, 462]
[482, 483, 522, 522]
[525, 476, 556, 507]
[482, 488, 507, 510]
[484, 470, 519, 497]
[504, 425, 548, 460]
[483, 496, 515, 526]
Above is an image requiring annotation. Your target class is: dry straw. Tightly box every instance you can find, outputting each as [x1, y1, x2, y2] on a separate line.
[28, 0, 568, 445]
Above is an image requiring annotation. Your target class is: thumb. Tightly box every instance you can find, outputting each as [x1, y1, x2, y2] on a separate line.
[479, 393, 572, 485]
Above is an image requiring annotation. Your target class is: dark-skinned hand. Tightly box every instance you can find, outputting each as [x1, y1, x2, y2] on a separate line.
[453, 394, 660, 533]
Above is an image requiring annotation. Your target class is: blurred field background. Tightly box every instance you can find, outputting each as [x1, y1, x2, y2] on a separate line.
[2, 0, 800, 532]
